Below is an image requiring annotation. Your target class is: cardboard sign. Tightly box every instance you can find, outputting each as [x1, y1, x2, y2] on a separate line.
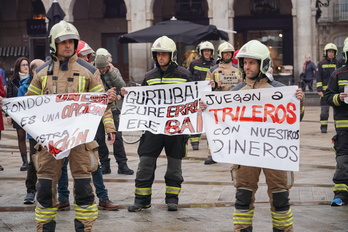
[201, 86, 300, 171]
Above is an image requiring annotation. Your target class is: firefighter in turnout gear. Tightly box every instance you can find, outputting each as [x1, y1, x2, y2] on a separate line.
[230, 40, 304, 232]
[124, 36, 192, 212]
[324, 42, 348, 207]
[316, 42, 338, 133]
[203, 41, 242, 164]
[188, 41, 215, 150]
[26, 20, 116, 232]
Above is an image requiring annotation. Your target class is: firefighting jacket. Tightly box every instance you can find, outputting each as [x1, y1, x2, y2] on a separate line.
[324, 65, 348, 131]
[26, 54, 116, 134]
[206, 62, 241, 91]
[316, 57, 337, 92]
[188, 57, 215, 81]
[233, 76, 305, 121]
[143, 63, 192, 86]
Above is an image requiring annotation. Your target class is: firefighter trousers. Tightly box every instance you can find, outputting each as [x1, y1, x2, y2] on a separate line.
[231, 165, 294, 232]
[33, 141, 99, 232]
[133, 132, 187, 205]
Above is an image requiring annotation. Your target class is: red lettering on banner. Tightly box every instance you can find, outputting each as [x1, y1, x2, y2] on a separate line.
[166, 100, 199, 117]
[61, 103, 106, 119]
[209, 103, 297, 125]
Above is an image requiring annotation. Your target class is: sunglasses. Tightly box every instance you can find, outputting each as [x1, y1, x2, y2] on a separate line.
[21, 64, 29, 67]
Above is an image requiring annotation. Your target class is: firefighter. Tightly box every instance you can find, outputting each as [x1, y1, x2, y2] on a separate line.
[337, 37, 348, 69]
[26, 20, 116, 232]
[324, 42, 348, 206]
[203, 41, 242, 164]
[316, 42, 338, 133]
[124, 36, 192, 212]
[188, 41, 215, 150]
[94, 53, 134, 175]
[76, 40, 95, 62]
[230, 40, 304, 232]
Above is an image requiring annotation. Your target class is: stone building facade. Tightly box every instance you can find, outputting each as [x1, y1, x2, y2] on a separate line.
[0, 0, 347, 85]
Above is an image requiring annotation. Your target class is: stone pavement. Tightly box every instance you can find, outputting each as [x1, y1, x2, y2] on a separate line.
[1, 106, 348, 231]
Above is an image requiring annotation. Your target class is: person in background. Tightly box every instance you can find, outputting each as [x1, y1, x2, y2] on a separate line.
[316, 43, 338, 133]
[301, 54, 316, 92]
[0, 61, 6, 87]
[57, 40, 120, 212]
[0, 78, 5, 171]
[26, 20, 117, 231]
[19, 59, 44, 204]
[94, 49, 134, 175]
[6, 57, 30, 171]
[337, 37, 348, 69]
[203, 41, 241, 165]
[188, 41, 215, 150]
[124, 36, 192, 212]
[324, 42, 348, 207]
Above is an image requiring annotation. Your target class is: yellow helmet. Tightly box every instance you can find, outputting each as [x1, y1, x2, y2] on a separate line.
[236, 40, 272, 74]
[217, 42, 234, 59]
[198, 41, 214, 57]
[49, 20, 80, 55]
[151, 36, 177, 63]
[323, 43, 338, 57]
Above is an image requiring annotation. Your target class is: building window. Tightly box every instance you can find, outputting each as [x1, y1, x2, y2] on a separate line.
[176, 0, 206, 18]
[104, 0, 127, 18]
[250, 0, 279, 15]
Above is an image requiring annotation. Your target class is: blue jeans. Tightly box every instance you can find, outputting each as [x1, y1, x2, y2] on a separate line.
[58, 158, 108, 202]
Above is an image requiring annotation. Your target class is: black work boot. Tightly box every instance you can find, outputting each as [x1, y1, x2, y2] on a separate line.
[167, 203, 178, 211]
[118, 164, 134, 175]
[273, 227, 284, 232]
[20, 153, 28, 171]
[320, 125, 327, 133]
[128, 203, 151, 212]
[204, 155, 217, 165]
[101, 166, 111, 174]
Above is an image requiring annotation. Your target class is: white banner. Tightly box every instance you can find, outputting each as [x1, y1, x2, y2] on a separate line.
[2, 93, 108, 159]
[201, 86, 300, 171]
[119, 81, 211, 135]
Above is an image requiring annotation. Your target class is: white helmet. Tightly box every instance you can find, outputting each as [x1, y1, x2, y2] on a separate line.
[49, 20, 80, 55]
[96, 48, 112, 57]
[151, 36, 177, 63]
[236, 40, 272, 74]
[217, 42, 234, 60]
[323, 43, 338, 57]
[344, 37, 348, 46]
[343, 42, 348, 63]
[199, 41, 214, 57]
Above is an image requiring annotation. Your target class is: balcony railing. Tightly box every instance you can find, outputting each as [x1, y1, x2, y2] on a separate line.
[333, 3, 348, 22]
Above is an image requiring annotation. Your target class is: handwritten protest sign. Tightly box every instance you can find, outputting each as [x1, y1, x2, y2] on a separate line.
[119, 81, 211, 135]
[201, 86, 300, 171]
[2, 93, 108, 159]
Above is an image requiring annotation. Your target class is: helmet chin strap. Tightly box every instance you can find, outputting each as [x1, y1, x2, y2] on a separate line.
[249, 71, 263, 80]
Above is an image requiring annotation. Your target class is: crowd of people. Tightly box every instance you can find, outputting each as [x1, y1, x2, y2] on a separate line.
[0, 19, 347, 232]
